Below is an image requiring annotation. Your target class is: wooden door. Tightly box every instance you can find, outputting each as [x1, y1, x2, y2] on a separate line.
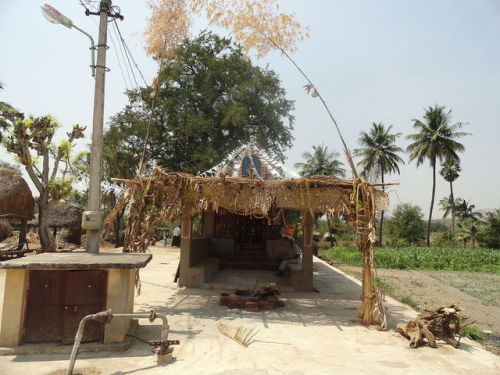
[22, 270, 107, 344]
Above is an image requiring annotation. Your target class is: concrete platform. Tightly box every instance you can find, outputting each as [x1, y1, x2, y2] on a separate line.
[0, 252, 152, 269]
[0, 246, 498, 375]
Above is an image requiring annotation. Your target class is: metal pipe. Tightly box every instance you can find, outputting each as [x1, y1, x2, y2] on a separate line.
[113, 313, 169, 341]
[72, 24, 96, 77]
[66, 313, 98, 375]
[66, 310, 169, 375]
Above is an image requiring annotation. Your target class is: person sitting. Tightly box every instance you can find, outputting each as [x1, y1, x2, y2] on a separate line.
[275, 237, 301, 276]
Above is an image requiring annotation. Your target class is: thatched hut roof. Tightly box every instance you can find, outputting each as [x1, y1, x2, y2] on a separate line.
[28, 203, 84, 228]
[49, 203, 84, 228]
[109, 170, 389, 220]
[105, 168, 390, 253]
[0, 168, 35, 219]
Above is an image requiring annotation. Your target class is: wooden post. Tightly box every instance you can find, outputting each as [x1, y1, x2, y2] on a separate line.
[301, 211, 314, 291]
[178, 201, 193, 286]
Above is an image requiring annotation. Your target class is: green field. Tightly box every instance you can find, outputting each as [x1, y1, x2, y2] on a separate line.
[320, 246, 500, 273]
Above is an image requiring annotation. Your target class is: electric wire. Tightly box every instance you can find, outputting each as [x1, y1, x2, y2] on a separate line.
[113, 19, 149, 87]
[112, 21, 139, 88]
[108, 18, 130, 90]
[110, 19, 135, 89]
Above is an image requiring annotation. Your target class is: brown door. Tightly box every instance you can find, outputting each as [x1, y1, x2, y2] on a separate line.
[62, 270, 107, 344]
[23, 270, 107, 344]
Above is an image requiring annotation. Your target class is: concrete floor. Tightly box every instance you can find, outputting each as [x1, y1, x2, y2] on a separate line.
[0, 246, 498, 375]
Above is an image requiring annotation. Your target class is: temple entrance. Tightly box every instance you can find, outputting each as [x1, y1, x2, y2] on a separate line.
[237, 216, 265, 255]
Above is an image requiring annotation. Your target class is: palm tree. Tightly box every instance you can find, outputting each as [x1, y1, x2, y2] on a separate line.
[456, 219, 482, 248]
[355, 123, 404, 245]
[439, 195, 462, 220]
[455, 199, 482, 222]
[440, 158, 461, 235]
[294, 144, 346, 178]
[406, 105, 469, 246]
[295, 144, 345, 247]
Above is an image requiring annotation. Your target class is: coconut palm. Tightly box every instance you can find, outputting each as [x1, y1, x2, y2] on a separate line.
[439, 195, 462, 220]
[406, 105, 469, 246]
[455, 199, 482, 222]
[440, 158, 461, 235]
[355, 123, 404, 245]
[456, 219, 482, 248]
[295, 144, 346, 178]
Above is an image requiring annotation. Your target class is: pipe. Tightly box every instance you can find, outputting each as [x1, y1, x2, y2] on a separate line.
[66, 310, 169, 375]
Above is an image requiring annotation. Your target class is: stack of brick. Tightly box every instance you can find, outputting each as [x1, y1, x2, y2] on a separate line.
[219, 291, 285, 312]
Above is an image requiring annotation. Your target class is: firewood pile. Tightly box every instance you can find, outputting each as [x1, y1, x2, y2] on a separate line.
[220, 283, 285, 312]
[397, 304, 472, 348]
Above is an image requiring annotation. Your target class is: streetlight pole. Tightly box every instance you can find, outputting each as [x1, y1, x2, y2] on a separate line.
[84, 0, 110, 253]
[41, 1, 123, 253]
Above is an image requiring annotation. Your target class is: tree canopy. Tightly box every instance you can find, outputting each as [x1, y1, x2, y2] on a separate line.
[105, 32, 295, 176]
[355, 123, 404, 180]
[294, 144, 345, 178]
[0, 106, 85, 251]
[385, 203, 426, 245]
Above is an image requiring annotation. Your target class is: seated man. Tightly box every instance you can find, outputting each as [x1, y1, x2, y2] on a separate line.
[275, 237, 301, 276]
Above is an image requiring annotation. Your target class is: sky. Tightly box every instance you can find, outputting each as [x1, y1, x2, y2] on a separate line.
[1, 0, 500, 218]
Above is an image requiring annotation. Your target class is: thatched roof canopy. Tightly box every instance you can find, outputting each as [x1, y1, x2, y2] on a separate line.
[108, 170, 389, 222]
[28, 204, 84, 228]
[0, 168, 35, 219]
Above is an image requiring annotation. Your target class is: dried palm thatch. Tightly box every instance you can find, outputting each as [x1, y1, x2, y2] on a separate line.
[0, 168, 35, 220]
[105, 168, 391, 327]
[48, 203, 84, 228]
[217, 323, 259, 347]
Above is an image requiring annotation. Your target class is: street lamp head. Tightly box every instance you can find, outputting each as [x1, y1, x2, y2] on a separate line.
[41, 4, 73, 28]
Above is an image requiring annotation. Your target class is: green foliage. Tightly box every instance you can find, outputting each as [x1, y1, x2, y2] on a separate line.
[294, 144, 345, 178]
[284, 210, 301, 226]
[385, 203, 426, 245]
[440, 158, 461, 183]
[434, 230, 456, 247]
[406, 105, 469, 168]
[355, 122, 404, 180]
[321, 246, 500, 273]
[460, 325, 485, 341]
[0, 104, 86, 251]
[400, 295, 420, 310]
[478, 209, 500, 249]
[105, 31, 294, 175]
[48, 177, 74, 202]
[375, 277, 394, 294]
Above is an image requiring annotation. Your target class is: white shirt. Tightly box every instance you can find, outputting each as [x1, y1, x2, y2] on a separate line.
[173, 227, 181, 236]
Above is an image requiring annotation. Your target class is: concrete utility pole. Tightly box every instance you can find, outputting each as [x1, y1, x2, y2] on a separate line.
[84, 0, 111, 253]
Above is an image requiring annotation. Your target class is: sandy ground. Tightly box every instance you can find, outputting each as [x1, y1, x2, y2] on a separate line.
[336, 264, 500, 336]
[0, 246, 499, 375]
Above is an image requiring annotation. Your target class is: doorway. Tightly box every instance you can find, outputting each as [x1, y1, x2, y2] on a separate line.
[22, 270, 107, 344]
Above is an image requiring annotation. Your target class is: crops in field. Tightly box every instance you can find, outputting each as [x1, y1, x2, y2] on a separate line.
[320, 246, 500, 273]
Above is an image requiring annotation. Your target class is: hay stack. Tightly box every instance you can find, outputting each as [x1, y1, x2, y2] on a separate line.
[0, 168, 34, 248]
[48, 203, 84, 228]
[0, 168, 34, 220]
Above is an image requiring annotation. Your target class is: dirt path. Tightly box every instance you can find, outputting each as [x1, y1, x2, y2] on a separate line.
[335, 264, 500, 336]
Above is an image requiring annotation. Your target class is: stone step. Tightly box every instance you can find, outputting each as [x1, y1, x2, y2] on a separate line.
[219, 260, 280, 270]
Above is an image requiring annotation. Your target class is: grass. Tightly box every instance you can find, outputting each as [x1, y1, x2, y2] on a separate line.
[320, 246, 500, 273]
[460, 325, 485, 341]
[375, 277, 394, 294]
[400, 295, 420, 310]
